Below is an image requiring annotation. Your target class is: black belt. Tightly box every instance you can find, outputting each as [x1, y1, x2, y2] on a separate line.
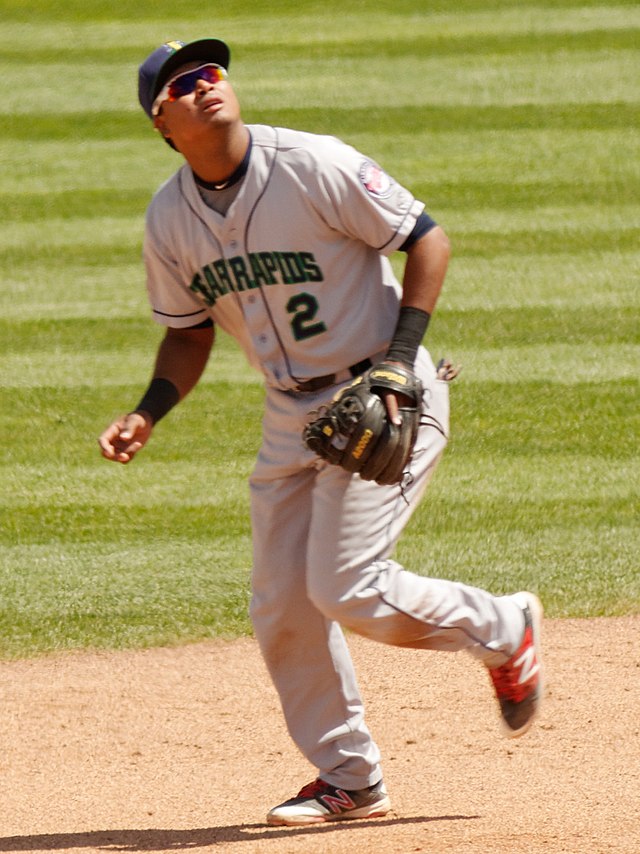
[293, 358, 372, 393]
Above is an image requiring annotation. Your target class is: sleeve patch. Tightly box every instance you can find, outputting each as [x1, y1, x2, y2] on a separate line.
[359, 160, 393, 199]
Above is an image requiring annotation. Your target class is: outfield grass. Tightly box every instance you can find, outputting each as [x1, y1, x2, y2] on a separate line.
[1, 1, 638, 658]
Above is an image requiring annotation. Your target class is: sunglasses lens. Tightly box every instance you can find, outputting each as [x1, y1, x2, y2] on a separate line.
[167, 71, 198, 100]
[200, 66, 226, 84]
[166, 65, 226, 101]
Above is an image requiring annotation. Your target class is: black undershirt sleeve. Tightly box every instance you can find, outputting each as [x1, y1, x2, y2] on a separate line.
[399, 211, 437, 252]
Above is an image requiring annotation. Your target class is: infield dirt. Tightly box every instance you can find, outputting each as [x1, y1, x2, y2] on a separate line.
[1, 616, 638, 853]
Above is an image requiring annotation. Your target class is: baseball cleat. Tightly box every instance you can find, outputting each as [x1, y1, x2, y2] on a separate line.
[488, 591, 544, 738]
[266, 777, 391, 826]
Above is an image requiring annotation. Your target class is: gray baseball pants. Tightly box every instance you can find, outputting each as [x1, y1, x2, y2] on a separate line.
[249, 349, 524, 789]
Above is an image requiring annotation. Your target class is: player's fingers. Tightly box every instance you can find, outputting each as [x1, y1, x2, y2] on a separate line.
[112, 443, 141, 464]
[119, 411, 147, 441]
[121, 441, 143, 460]
[100, 437, 143, 464]
[383, 392, 402, 426]
[99, 438, 130, 463]
[98, 423, 122, 459]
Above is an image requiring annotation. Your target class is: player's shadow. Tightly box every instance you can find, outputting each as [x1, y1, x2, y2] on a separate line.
[0, 815, 480, 850]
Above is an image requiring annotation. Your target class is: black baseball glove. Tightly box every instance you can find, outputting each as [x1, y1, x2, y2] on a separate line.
[302, 362, 423, 486]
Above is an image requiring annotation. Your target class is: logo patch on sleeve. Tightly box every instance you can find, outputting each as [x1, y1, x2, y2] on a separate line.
[359, 160, 393, 198]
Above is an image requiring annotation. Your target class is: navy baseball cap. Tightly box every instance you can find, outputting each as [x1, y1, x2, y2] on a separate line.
[138, 38, 231, 119]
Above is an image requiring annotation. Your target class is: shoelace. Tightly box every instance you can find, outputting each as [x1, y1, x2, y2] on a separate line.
[297, 779, 332, 798]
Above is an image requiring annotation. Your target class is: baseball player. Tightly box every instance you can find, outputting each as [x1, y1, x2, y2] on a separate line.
[99, 38, 544, 826]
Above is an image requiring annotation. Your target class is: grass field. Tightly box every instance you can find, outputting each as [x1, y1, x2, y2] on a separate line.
[1, 0, 638, 658]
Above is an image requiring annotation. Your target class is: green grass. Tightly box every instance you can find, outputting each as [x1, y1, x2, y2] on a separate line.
[1, 0, 638, 658]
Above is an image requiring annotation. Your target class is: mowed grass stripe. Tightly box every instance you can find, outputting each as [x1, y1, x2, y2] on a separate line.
[416, 180, 639, 211]
[0, 348, 261, 389]
[1, 223, 635, 261]
[0, 380, 636, 464]
[436, 345, 640, 385]
[0, 244, 140, 268]
[5, 176, 637, 222]
[449, 380, 639, 458]
[3, 306, 637, 355]
[6, 456, 636, 506]
[5, 123, 636, 215]
[438, 252, 639, 310]
[3, 503, 253, 545]
[0, 381, 264, 464]
[3, 50, 637, 115]
[4, 103, 637, 142]
[4, 123, 635, 198]
[2, 342, 638, 390]
[1, 0, 638, 31]
[434, 307, 639, 346]
[450, 228, 639, 257]
[4, 174, 638, 221]
[4, 448, 636, 542]
[3, 492, 634, 546]
[0, 267, 150, 322]
[0, 542, 253, 657]
[397, 523, 640, 618]
[4, 246, 636, 319]
[3, 346, 639, 392]
[1, 318, 162, 352]
[15, 227, 629, 259]
[1, 190, 151, 222]
[3, 26, 638, 66]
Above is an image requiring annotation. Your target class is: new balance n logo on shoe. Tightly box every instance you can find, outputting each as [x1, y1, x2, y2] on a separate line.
[514, 643, 540, 685]
[321, 789, 356, 814]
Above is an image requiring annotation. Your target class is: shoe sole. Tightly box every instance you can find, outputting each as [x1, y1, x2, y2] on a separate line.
[503, 591, 544, 739]
[267, 796, 391, 826]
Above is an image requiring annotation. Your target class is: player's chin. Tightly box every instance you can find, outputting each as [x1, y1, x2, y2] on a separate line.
[191, 111, 233, 136]
[206, 109, 237, 129]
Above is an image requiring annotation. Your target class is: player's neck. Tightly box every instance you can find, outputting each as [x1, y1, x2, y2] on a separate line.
[184, 123, 250, 187]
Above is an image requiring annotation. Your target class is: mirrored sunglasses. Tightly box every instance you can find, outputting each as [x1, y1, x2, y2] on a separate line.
[152, 63, 228, 116]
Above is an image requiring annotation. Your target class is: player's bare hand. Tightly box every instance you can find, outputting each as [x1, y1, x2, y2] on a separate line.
[98, 412, 153, 464]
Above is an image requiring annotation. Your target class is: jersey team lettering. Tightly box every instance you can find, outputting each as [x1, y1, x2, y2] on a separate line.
[359, 160, 393, 198]
[190, 250, 323, 307]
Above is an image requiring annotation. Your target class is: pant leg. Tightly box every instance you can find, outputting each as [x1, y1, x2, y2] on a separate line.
[306, 359, 525, 662]
[249, 462, 382, 790]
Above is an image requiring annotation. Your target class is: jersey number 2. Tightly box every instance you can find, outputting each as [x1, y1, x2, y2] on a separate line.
[286, 293, 327, 341]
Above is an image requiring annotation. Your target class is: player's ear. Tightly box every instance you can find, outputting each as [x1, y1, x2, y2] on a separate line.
[153, 114, 172, 141]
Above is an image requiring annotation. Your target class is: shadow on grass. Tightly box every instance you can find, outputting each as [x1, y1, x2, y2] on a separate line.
[0, 814, 480, 850]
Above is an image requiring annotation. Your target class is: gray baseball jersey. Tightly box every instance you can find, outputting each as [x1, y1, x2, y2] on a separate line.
[143, 124, 424, 386]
